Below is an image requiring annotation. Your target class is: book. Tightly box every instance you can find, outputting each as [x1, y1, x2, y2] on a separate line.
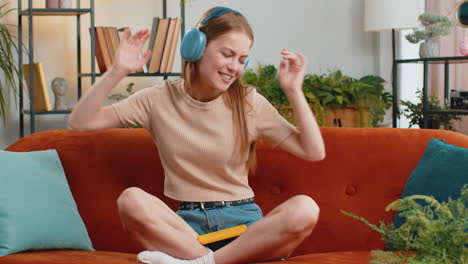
[159, 18, 177, 73]
[146, 17, 160, 69]
[164, 17, 183, 73]
[108, 27, 121, 62]
[94, 26, 112, 72]
[89, 27, 107, 73]
[22, 62, 52, 112]
[148, 18, 170, 73]
[102, 27, 115, 64]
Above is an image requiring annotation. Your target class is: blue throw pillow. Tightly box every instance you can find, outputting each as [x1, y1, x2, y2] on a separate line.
[0, 150, 94, 256]
[394, 138, 468, 228]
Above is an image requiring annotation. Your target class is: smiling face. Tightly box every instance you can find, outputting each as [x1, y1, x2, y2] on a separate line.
[190, 31, 252, 101]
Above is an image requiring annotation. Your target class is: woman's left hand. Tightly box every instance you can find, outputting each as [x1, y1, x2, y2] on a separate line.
[278, 49, 307, 95]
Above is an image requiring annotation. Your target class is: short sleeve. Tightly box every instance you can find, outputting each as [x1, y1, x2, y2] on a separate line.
[254, 90, 296, 147]
[112, 85, 158, 129]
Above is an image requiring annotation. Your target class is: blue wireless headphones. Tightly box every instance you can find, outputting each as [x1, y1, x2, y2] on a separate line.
[180, 7, 250, 69]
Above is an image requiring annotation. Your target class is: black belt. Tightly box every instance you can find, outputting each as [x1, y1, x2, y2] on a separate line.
[179, 197, 255, 210]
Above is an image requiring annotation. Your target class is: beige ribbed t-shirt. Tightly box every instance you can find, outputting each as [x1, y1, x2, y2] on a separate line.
[112, 80, 296, 202]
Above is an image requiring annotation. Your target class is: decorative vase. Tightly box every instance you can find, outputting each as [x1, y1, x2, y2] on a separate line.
[59, 0, 72, 8]
[460, 39, 468, 56]
[46, 0, 59, 8]
[419, 41, 439, 58]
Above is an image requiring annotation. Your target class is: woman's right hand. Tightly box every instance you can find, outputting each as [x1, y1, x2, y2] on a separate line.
[111, 28, 152, 76]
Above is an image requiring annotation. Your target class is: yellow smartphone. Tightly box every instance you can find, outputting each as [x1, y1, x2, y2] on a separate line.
[197, 225, 248, 245]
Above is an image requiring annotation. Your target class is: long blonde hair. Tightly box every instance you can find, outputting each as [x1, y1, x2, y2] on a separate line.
[182, 7, 257, 173]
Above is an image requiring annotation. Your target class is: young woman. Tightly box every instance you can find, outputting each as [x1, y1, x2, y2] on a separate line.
[69, 6, 325, 264]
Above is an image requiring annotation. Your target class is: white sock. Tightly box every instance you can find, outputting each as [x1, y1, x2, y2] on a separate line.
[137, 249, 215, 264]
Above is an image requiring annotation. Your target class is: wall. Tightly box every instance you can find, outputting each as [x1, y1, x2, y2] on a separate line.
[1, 0, 380, 148]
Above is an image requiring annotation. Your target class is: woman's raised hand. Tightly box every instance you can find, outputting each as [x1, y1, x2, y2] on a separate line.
[111, 28, 152, 76]
[278, 48, 307, 95]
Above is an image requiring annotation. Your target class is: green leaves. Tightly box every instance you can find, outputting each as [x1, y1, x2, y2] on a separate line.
[405, 13, 455, 44]
[341, 185, 468, 264]
[304, 70, 391, 126]
[242, 65, 391, 127]
[242, 64, 288, 106]
[242, 63, 327, 125]
[0, 2, 22, 125]
[303, 70, 354, 108]
[400, 89, 461, 130]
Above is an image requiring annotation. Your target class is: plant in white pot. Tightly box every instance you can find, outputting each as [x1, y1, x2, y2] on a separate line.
[405, 13, 455, 58]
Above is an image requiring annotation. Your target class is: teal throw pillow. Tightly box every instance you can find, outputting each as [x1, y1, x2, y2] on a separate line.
[0, 150, 94, 256]
[394, 138, 468, 228]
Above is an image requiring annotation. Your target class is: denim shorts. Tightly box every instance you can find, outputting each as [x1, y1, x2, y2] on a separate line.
[176, 203, 263, 251]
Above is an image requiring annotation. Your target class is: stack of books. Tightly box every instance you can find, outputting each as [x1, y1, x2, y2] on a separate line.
[90, 17, 182, 74]
[90, 26, 120, 73]
[146, 17, 182, 74]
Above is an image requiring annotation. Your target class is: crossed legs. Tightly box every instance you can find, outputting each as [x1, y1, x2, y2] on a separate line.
[117, 187, 320, 264]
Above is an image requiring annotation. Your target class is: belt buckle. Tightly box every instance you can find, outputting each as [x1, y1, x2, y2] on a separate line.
[200, 201, 225, 210]
[200, 202, 214, 210]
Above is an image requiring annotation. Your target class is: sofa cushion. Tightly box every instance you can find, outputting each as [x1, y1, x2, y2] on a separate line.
[0, 250, 371, 264]
[0, 150, 94, 256]
[394, 138, 468, 227]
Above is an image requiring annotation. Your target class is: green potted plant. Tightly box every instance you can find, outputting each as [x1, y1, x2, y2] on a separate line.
[358, 75, 393, 126]
[304, 70, 392, 127]
[242, 63, 326, 126]
[341, 184, 467, 264]
[400, 89, 461, 130]
[243, 66, 392, 128]
[405, 13, 455, 58]
[0, 2, 22, 125]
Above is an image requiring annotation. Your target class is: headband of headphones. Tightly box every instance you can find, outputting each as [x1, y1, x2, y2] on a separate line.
[198, 7, 242, 29]
[180, 7, 248, 64]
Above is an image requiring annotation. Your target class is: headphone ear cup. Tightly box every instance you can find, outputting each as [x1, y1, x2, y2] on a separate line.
[180, 28, 207, 62]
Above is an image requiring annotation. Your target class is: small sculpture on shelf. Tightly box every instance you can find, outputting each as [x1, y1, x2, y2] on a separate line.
[51, 77, 68, 110]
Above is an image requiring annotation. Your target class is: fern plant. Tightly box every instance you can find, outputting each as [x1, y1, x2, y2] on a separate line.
[341, 184, 467, 264]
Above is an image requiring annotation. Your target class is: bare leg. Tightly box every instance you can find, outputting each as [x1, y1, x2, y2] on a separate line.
[214, 195, 320, 264]
[117, 187, 210, 259]
[119, 190, 319, 264]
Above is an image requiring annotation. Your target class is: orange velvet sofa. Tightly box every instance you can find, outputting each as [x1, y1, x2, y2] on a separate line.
[3, 127, 468, 264]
